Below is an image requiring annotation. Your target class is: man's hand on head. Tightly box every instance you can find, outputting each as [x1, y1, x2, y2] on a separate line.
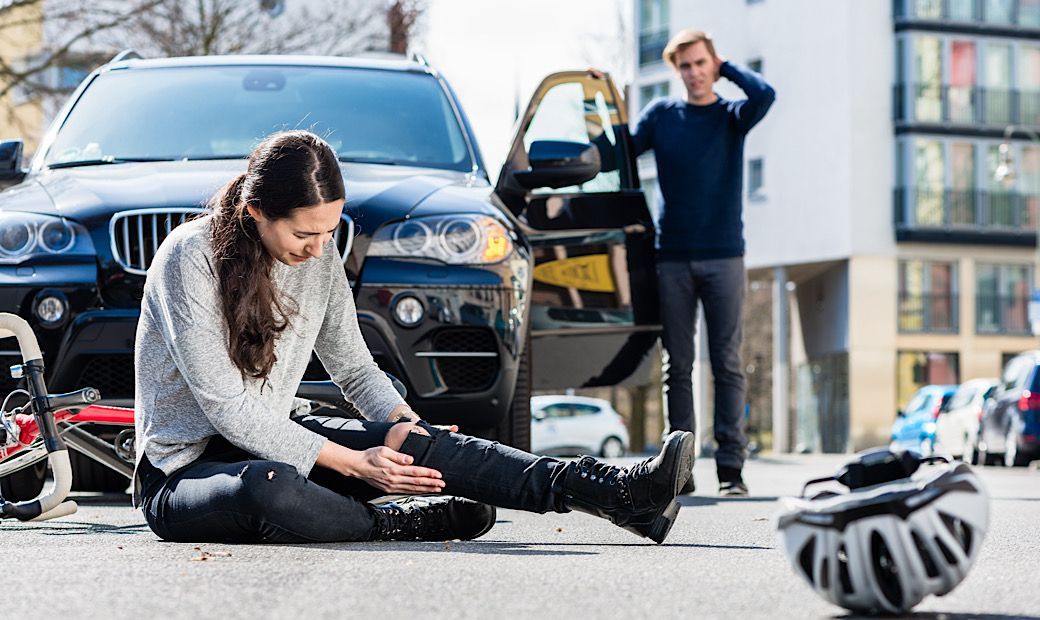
[714, 55, 726, 81]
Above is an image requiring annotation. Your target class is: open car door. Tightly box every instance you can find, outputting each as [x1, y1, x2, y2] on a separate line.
[495, 71, 660, 391]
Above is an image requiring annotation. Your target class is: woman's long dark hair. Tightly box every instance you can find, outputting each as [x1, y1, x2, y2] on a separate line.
[209, 130, 345, 380]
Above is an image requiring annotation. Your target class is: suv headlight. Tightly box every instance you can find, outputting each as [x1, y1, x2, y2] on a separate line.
[367, 215, 513, 265]
[0, 213, 94, 264]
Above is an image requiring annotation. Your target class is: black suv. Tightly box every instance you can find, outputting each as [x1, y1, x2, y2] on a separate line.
[0, 52, 660, 488]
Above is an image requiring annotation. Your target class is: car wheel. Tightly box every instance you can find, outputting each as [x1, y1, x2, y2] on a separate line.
[600, 436, 625, 459]
[69, 449, 130, 493]
[1004, 427, 1030, 467]
[493, 333, 531, 452]
[0, 459, 47, 502]
[965, 433, 980, 466]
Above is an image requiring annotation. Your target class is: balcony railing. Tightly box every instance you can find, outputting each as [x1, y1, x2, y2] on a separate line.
[894, 0, 1040, 28]
[639, 29, 669, 66]
[894, 83, 1040, 127]
[899, 292, 960, 333]
[895, 187, 1038, 231]
[976, 293, 1030, 334]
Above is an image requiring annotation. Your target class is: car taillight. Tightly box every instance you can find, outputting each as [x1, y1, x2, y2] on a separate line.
[1017, 390, 1040, 412]
[977, 406, 985, 422]
[931, 403, 942, 420]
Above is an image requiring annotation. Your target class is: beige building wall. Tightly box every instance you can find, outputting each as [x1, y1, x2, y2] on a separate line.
[848, 246, 1037, 451]
[0, 2, 45, 154]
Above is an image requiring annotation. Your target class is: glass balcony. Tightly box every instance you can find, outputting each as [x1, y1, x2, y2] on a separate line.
[898, 291, 960, 333]
[976, 293, 1030, 334]
[894, 0, 1040, 28]
[894, 187, 1038, 238]
[894, 83, 1040, 127]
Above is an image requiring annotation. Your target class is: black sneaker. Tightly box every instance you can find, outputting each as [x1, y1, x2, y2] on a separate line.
[718, 480, 748, 497]
[370, 496, 496, 541]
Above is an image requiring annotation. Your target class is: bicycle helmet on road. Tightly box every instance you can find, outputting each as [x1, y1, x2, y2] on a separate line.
[776, 448, 989, 614]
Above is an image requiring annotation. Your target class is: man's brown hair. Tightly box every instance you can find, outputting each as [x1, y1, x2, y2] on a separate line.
[662, 29, 717, 68]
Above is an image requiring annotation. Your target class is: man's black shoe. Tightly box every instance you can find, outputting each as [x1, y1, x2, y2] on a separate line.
[718, 480, 748, 497]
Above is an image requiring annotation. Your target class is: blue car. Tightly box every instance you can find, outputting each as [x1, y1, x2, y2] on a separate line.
[891, 385, 957, 455]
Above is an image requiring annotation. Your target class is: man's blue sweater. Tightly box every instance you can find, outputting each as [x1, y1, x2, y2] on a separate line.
[632, 61, 775, 260]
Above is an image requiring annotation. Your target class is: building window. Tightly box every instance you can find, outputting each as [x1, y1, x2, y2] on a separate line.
[976, 263, 1032, 334]
[898, 259, 959, 333]
[638, 0, 669, 66]
[897, 351, 960, 411]
[638, 81, 669, 113]
[747, 158, 764, 198]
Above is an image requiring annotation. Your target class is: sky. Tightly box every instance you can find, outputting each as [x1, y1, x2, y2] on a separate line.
[416, 0, 633, 181]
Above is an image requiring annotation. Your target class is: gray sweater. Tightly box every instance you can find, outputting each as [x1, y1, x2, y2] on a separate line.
[133, 216, 404, 501]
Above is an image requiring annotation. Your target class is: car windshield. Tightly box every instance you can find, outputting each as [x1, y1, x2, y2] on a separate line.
[44, 65, 472, 172]
[905, 391, 935, 415]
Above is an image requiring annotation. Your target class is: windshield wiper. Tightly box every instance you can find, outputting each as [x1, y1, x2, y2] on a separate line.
[47, 157, 175, 169]
[338, 156, 400, 165]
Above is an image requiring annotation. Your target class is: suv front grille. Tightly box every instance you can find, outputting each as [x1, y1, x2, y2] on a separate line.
[431, 328, 498, 392]
[75, 355, 135, 400]
[110, 208, 207, 275]
[111, 209, 355, 274]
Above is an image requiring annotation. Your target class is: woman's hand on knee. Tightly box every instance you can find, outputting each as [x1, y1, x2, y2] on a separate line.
[352, 446, 445, 494]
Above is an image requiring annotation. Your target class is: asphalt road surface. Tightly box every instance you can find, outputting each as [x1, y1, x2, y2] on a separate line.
[1, 454, 1037, 619]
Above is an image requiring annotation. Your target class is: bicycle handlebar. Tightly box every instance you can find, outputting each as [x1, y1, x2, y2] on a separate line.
[0, 312, 79, 522]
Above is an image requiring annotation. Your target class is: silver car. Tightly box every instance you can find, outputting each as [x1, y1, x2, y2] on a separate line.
[934, 378, 998, 462]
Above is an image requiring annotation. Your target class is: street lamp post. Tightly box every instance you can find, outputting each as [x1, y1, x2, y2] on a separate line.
[995, 125, 1040, 335]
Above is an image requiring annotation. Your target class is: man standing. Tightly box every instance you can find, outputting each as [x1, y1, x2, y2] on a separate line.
[632, 30, 774, 496]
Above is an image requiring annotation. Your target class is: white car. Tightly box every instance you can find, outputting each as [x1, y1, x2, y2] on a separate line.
[935, 378, 998, 462]
[530, 395, 630, 458]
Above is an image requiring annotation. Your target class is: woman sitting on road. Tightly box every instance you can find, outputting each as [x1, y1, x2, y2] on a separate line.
[133, 130, 694, 544]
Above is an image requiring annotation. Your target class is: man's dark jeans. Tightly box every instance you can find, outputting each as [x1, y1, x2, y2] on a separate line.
[657, 257, 748, 475]
[138, 415, 569, 544]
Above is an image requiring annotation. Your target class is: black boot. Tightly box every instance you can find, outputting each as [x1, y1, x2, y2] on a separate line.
[369, 496, 496, 542]
[558, 430, 695, 544]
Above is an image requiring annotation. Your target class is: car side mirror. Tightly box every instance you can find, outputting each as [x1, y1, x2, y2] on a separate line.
[896, 409, 905, 418]
[532, 409, 546, 421]
[513, 140, 600, 190]
[0, 140, 26, 187]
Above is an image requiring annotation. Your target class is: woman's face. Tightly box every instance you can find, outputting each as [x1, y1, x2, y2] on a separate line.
[247, 198, 345, 266]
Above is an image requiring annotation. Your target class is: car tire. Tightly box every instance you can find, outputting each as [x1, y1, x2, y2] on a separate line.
[600, 436, 625, 459]
[1004, 427, 1030, 467]
[0, 459, 47, 502]
[492, 334, 531, 452]
[966, 433, 980, 466]
[69, 449, 130, 493]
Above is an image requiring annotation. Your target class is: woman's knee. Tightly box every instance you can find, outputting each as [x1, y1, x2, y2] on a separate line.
[384, 421, 430, 451]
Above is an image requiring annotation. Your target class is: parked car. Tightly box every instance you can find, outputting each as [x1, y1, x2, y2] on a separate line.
[0, 52, 661, 493]
[530, 395, 629, 458]
[977, 351, 1040, 467]
[890, 385, 957, 455]
[934, 378, 998, 462]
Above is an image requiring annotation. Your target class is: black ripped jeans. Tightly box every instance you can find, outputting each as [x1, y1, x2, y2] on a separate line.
[138, 414, 570, 543]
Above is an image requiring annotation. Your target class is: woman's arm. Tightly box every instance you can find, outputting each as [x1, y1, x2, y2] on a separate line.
[315, 438, 445, 494]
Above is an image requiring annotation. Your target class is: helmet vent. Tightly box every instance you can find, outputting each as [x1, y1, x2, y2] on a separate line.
[939, 511, 973, 554]
[911, 530, 940, 578]
[934, 535, 959, 565]
[869, 531, 905, 610]
[798, 538, 816, 585]
[837, 545, 854, 594]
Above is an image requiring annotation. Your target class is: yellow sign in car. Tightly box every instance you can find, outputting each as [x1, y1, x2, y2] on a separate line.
[533, 254, 616, 293]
